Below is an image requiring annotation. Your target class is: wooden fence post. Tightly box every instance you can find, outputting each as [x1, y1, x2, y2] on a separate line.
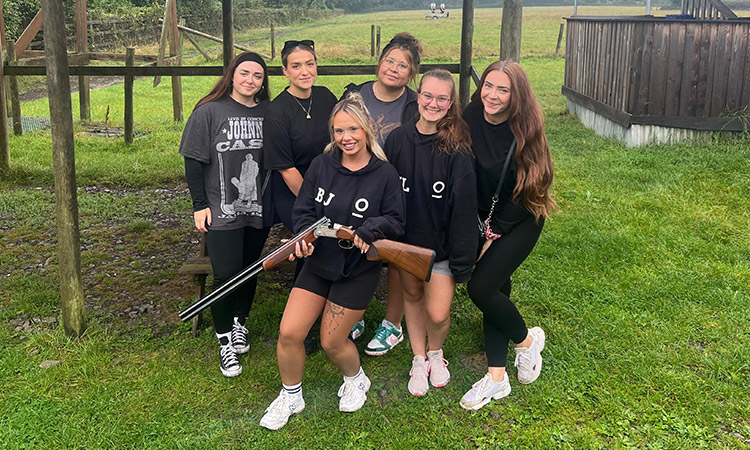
[7, 40, 22, 135]
[124, 47, 134, 144]
[555, 23, 564, 57]
[41, 0, 86, 338]
[459, 0, 475, 109]
[500, 0, 523, 62]
[376, 26, 381, 58]
[270, 22, 275, 60]
[222, 0, 233, 69]
[169, 2, 183, 122]
[0, 44, 9, 173]
[371, 25, 375, 58]
[76, 0, 90, 121]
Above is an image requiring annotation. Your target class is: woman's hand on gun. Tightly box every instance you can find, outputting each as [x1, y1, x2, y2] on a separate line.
[353, 233, 370, 254]
[288, 239, 315, 261]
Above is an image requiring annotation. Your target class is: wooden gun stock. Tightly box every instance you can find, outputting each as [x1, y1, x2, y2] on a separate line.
[335, 228, 436, 282]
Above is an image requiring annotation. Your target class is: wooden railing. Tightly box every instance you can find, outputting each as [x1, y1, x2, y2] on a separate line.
[564, 16, 750, 127]
[682, 0, 738, 20]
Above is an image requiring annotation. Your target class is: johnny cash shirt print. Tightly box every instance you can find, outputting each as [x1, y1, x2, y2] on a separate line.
[179, 97, 268, 230]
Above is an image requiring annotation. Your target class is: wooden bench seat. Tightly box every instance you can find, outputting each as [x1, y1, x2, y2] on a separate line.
[178, 235, 211, 337]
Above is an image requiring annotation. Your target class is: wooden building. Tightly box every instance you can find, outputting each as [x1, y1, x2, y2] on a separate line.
[562, 2, 749, 146]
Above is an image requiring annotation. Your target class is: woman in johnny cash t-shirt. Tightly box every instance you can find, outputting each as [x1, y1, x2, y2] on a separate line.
[179, 52, 271, 379]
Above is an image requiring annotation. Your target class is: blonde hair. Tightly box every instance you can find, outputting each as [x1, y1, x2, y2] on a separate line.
[324, 92, 388, 162]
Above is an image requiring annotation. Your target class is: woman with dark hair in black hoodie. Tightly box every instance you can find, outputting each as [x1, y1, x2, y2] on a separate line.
[260, 94, 404, 431]
[384, 69, 477, 397]
[341, 32, 423, 356]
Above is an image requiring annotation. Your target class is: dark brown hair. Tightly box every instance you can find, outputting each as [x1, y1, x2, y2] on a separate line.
[418, 69, 472, 155]
[193, 52, 269, 111]
[470, 60, 556, 220]
[281, 41, 317, 67]
[379, 32, 423, 85]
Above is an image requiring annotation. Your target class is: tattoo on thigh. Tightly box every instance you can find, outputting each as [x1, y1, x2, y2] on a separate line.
[325, 302, 345, 335]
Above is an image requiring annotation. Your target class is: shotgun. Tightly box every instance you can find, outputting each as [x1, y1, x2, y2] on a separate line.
[178, 217, 436, 322]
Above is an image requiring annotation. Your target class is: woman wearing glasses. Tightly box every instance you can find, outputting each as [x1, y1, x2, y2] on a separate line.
[260, 94, 405, 430]
[179, 52, 271, 378]
[459, 60, 555, 410]
[383, 69, 477, 396]
[264, 39, 338, 353]
[342, 32, 423, 357]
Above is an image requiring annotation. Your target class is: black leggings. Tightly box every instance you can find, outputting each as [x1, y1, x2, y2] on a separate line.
[205, 226, 270, 334]
[466, 214, 544, 367]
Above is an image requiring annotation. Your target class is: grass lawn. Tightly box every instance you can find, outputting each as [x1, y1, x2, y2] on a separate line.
[1, 7, 750, 449]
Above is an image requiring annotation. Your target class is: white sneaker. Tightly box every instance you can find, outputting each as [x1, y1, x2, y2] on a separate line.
[349, 320, 365, 340]
[259, 390, 305, 430]
[338, 372, 371, 412]
[364, 319, 404, 356]
[231, 317, 250, 354]
[407, 355, 430, 396]
[426, 349, 450, 388]
[460, 372, 511, 410]
[218, 337, 241, 378]
[514, 326, 546, 384]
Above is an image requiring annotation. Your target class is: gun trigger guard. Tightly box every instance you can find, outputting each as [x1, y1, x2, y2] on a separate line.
[338, 239, 354, 250]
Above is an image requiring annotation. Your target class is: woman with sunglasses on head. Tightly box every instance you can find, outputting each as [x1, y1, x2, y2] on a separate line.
[383, 69, 477, 396]
[179, 52, 271, 378]
[459, 60, 555, 410]
[264, 40, 338, 353]
[341, 32, 422, 357]
[260, 94, 405, 430]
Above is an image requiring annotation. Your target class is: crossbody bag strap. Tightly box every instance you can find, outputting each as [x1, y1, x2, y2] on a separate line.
[486, 137, 517, 221]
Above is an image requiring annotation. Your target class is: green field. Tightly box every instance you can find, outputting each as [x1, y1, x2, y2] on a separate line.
[1, 7, 749, 449]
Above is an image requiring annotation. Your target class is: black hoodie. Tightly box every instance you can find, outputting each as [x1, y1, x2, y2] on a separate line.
[292, 149, 405, 281]
[383, 117, 478, 283]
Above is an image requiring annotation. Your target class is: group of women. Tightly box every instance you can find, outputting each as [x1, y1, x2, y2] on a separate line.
[179, 33, 555, 430]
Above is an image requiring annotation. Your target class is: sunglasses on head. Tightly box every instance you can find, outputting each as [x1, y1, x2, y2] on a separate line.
[282, 39, 315, 53]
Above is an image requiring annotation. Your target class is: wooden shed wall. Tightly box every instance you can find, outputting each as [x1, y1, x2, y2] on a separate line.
[564, 17, 750, 120]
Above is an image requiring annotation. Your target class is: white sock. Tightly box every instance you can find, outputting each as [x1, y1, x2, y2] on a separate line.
[282, 382, 302, 396]
[383, 319, 402, 332]
[344, 367, 364, 381]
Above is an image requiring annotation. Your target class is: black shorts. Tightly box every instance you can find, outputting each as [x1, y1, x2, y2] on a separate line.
[294, 264, 380, 310]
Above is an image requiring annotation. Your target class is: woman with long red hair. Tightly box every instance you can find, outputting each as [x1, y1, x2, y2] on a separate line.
[460, 60, 556, 410]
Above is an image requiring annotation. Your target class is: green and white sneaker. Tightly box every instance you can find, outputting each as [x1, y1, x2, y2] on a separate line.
[364, 319, 404, 356]
[349, 320, 365, 341]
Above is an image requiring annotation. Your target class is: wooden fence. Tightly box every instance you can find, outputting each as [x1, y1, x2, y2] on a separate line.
[682, 0, 738, 20]
[563, 16, 750, 131]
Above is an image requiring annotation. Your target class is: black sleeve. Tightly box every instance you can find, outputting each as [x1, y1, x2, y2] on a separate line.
[291, 157, 322, 234]
[356, 166, 405, 244]
[179, 106, 211, 163]
[184, 157, 209, 211]
[263, 100, 296, 171]
[447, 156, 478, 283]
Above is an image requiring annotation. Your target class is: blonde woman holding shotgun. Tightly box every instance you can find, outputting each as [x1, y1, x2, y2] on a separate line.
[260, 94, 405, 430]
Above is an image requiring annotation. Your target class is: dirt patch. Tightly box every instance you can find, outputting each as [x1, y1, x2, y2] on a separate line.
[20, 76, 124, 103]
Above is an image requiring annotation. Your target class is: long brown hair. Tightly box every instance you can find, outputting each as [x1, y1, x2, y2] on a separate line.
[470, 60, 556, 220]
[193, 52, 270, 111]
[418, 69, 472, 155]
[379, 32, 423, 85]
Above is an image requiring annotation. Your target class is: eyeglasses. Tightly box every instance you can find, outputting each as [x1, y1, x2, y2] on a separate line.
[419, 91, 451, 107]
[333, 126, 362, 137]
[382, 57, 410, 73]
[282, 39, 315, 53]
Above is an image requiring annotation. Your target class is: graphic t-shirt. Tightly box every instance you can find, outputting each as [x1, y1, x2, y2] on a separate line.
[179, 96, 268, 231]
[359, 81, 408, 148]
